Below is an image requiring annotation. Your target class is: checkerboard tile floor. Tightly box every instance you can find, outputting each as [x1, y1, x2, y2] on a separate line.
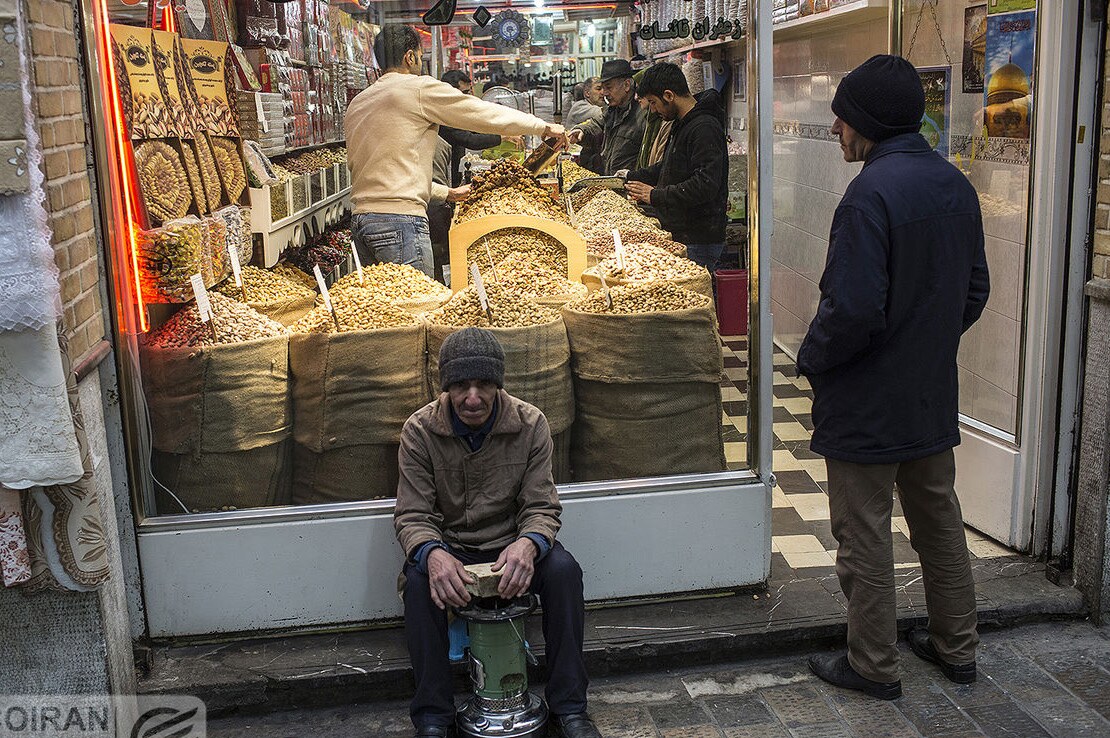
[719, 335, 1018, 575]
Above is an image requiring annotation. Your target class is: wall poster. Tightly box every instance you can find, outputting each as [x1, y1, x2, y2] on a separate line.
[918, 66, 951, 158]
[962, 4, 987, 94]
[983, 8, 1035, 139]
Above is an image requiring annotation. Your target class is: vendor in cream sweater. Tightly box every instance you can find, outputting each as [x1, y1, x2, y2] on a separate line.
[345, 25, 564, 278]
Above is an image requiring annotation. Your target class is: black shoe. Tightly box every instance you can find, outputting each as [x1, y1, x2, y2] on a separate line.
[413, 724, 454, 738]
[907, 627, 977, 684]
[807, 652, 902, 700]
[551, 712, 602, 738]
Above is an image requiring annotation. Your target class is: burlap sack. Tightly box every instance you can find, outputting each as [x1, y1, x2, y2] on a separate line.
[580, 268, 714, 303]
[562, 304, 725, 481]
[289, 324, 429, 451]
[291, 442, 400, 504]
[153, 441, 292, 513]
[141, 335, 291, 454]
[425, 318, 574, 436]
[249, 295, 317, 326]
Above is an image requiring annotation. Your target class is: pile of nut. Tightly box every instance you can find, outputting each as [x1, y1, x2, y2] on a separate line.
[278, 146, 348, 175]
[214, 266, 315, 304]
[331, 262, 451, 303]
[455, 159, 568, 224]
[291, 287, 420, 333]
[467, 228, 569, 276]
[271, 262, 317, 290]
[590, 244, 706, 282]
[574, 190, 671, 247]
[567, 282, 710, 315]
[427, 283, 560, 328]
[146, 292, 287, 348]
[560, 161, 599, 189]
[567, 184, 606, 213]
[481, 251, 587, 301]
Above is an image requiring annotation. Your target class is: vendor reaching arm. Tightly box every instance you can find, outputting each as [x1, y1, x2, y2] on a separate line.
[344, 24, 565, 279]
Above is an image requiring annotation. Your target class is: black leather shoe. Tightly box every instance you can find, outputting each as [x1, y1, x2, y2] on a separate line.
[908, 627, 977, 684]
[807, 652, 902, 700]
[413, 724, 454, 738]
[551, 712, 602, 738]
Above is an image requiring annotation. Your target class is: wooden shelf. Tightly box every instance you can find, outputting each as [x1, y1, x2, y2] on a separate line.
[651, 36, 741, 61]
[773, 0, 889, 41]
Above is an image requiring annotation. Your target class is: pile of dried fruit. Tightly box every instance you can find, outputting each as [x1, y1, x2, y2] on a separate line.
[291, 286, 419, 333]
[284, 228, 352, 276]
[134, 141, 193, 223]
[455, 159, 568, 224]
[427, 283, 560, 328]
[210, 136, 247, 203]
[589, 244, 705, 282]
[467, 228, 569, 276]
[480, 251, 587, 302]
[214, 266, 315, 304]
[331, 262, 451, 303]
[277, 146, 348, 175]
[567, 282, 709, 315]
[146, 292, 287, 348]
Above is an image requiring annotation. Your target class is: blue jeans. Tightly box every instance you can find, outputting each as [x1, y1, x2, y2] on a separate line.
[684, 242, 726, 272]
[351, 212, 434, 278]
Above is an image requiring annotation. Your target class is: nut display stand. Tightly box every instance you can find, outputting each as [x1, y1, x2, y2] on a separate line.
[448, 215, 588, 294]
[248, 162, 351, 266]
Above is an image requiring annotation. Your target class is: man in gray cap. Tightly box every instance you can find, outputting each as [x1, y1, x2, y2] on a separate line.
[567, 58, 646, 175]
[394, 328, 599, 738]
[799, 55, 989, 700]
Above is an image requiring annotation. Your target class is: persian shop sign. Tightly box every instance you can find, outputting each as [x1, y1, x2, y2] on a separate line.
[638, 17, 745, 42]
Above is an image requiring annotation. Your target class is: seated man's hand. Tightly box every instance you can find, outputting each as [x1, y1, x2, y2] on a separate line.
[491, 538, 537, 599]
[427, 547, 475, 610]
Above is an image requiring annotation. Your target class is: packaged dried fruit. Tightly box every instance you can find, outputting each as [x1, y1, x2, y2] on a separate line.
[137, 216, 205, 303]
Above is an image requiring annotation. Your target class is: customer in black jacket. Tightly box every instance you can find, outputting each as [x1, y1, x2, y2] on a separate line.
[624, 62, 728, 271]
[798, 55, 990, 703]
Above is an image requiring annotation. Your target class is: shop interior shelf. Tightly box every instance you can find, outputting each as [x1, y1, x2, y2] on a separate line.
[249, 163, 351, 266]
[772, 0, 889, 41]
[650, 36, 741, 61]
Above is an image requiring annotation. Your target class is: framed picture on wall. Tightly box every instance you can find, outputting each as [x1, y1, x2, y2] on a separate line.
[984, 8, 1035, 139]
[918, 66, 951, 158]
[963, 5, 987, 93]
[733, 59, 745, 101]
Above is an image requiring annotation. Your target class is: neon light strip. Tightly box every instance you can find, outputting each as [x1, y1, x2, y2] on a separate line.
[94, 0, 148, 331]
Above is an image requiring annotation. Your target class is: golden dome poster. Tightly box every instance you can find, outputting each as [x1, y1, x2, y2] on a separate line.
[983, 9, 1036, 140]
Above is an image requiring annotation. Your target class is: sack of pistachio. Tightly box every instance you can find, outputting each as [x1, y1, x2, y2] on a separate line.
[140, 292, 292, 513]
[327, 262, 451, 315]
[582, 243, 712, 300]
[562, 282, 726, 482]
[426, 283, 574, 483]
[288, 288, 427, 504]
[476, 250, 588, 308]
[213, 265, 317, 325]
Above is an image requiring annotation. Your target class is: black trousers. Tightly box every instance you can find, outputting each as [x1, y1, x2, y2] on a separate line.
[403, 540, 589, 729]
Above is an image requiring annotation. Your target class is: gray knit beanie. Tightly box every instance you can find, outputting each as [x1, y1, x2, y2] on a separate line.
[439, 327, 505, 391]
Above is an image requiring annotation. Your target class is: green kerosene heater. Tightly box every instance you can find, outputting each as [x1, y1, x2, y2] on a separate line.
[455, 594, 548, 738]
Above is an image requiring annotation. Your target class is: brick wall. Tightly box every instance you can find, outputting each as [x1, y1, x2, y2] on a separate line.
[1095, 33, 1110, 281]
[27, 0, 104, 363]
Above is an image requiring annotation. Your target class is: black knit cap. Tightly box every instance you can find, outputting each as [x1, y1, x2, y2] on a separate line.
[832, 54, 925, 143]
[439, 327, 505, 391]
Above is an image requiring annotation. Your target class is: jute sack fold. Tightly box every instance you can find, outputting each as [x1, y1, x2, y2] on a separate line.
[562, 305, 721, 384]
[580, 268, 713, 303]
[249, 294, 316, 326]
[290, 324, 428, 451]
[425, 319, 574, 436]
[562, 303, 725, 482]
[153, 442, 292, 512]
[141, 335, 291, 454]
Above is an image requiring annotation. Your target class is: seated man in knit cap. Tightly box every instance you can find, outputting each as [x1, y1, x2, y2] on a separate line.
[394, 327, 599, 738]
[799, 55, 989, 700]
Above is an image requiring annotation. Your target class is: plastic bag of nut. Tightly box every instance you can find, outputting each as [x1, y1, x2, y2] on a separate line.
[137, 216, 206, 303]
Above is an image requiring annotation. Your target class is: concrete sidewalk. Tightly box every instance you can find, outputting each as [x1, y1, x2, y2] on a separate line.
[204, 620, 1110, 737]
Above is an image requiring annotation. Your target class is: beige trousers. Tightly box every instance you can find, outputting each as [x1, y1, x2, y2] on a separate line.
[825, 448, 979, 683]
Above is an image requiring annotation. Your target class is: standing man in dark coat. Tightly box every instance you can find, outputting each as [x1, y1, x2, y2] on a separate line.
[624, 63, 728, 271]
[566, 59, 646, 175]
[798, 55, 990, 701]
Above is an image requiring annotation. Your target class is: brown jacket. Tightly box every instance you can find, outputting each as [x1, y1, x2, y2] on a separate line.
[394, 390, 562, 559]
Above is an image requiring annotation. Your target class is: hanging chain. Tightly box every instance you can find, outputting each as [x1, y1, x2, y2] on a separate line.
[905, 0, 952, 66]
